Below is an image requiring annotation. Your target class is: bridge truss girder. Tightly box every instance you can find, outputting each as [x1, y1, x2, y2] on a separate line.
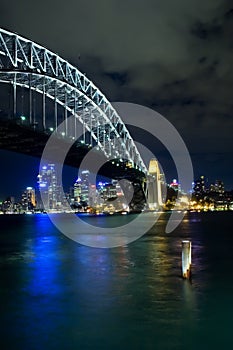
[0, 28, 147, 173]
[0, 71, 141, 167]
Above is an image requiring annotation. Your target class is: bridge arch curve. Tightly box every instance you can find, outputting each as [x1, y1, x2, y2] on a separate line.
[0, 28, 147, 173]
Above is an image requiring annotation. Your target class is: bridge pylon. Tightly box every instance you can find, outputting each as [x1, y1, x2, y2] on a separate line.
[146, 158, 164, 210]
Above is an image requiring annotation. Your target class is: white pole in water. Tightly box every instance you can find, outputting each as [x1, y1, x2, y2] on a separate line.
[182, 240, 192, 279]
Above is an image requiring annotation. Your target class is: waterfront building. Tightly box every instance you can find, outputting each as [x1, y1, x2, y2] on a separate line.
[1, 196, 15, 213]
[73, 177, 82, 201]
[21, 187, 36, 211]
[191, 176, 229, 211]
[214, 180, 224, 195]
[37, 164, 62, 210]
[96, 181, 127, 212]
[80, 170, 90, 204]
[98, 182, 117, 200]
[193, 175, 205, 198]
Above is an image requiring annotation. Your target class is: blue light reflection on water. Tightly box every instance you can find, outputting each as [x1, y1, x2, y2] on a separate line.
[1, 212, 233, 349]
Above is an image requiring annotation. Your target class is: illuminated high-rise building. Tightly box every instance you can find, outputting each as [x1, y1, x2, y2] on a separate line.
[37, 164, 61, 210]
[193, 175, 205, 198]
[214, 180, 224, 195]
[80, 170, 90, 204]
[73, 177, 82, 201]
[147, 158, 163, 209]
[21, 187, 36, 211]
[72, 170, 97, 207]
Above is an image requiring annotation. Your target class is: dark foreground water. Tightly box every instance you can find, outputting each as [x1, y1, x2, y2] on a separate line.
[1, 211, 233, 350]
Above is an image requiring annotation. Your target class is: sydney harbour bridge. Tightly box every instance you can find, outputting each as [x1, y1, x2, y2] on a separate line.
[0, 28, 162, 210]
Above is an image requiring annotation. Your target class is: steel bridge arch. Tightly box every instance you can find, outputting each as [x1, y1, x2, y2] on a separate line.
[0, 28, 147, 173]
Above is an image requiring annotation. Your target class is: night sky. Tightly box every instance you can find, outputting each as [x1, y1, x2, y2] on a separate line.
[0, 0, 233, 199]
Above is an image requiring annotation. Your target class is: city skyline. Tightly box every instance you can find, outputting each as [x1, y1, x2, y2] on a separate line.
[0, 157, 232, 210]
[0, 162, 131, 213]
[0, 1, 232, 197]
[1, 147, 232, 202]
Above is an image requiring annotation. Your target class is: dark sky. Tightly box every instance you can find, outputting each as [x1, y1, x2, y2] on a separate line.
[0, 0, 233, 198]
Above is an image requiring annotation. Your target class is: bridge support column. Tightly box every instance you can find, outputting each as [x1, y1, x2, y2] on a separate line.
[74, 92, 77, 139]
[29, 74, 32, 125]
[13, 73, 17, 119]
[33, 92, 36, 127]
[54, 81, 58, 131]
[42, 77, 46, 131]
[64, 86, 68, 136]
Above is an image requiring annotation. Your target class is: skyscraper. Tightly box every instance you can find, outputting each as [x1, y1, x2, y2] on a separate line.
[80, 170, 90, 204]
[214, 180, 224, 195]
[21, 187, 36, 211]
[37, 164, 61, 210]
[193, 175, 205, 198]
[73, 177, 82, 201]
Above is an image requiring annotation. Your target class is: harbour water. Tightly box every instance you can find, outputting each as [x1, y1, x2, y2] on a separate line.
[1, 211, 233, 349]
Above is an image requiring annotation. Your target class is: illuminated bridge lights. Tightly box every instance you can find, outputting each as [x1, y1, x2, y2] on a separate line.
[0, 27, 147, 175]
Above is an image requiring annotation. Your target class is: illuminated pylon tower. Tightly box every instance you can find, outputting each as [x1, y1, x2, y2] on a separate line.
[147, 158, 163, 209]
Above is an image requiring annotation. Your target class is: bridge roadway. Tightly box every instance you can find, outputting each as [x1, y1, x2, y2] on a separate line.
[0, 28, 147, 175]
[0, 117, 147, 210]
[0, 28, 148, 210]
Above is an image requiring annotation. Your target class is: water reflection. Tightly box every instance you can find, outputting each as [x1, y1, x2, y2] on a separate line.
[1, 212, 233, 349]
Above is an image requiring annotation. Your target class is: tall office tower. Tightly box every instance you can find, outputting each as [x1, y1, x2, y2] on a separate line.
[73, 177, 82, 201]
[37, 164, 61, 210]
[193, 175, 205, 198]
[215, 180, 224, 195]
[80, 170, 90, 204]
[21, 187, 36, 211]
[147, 158, 163, 209]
